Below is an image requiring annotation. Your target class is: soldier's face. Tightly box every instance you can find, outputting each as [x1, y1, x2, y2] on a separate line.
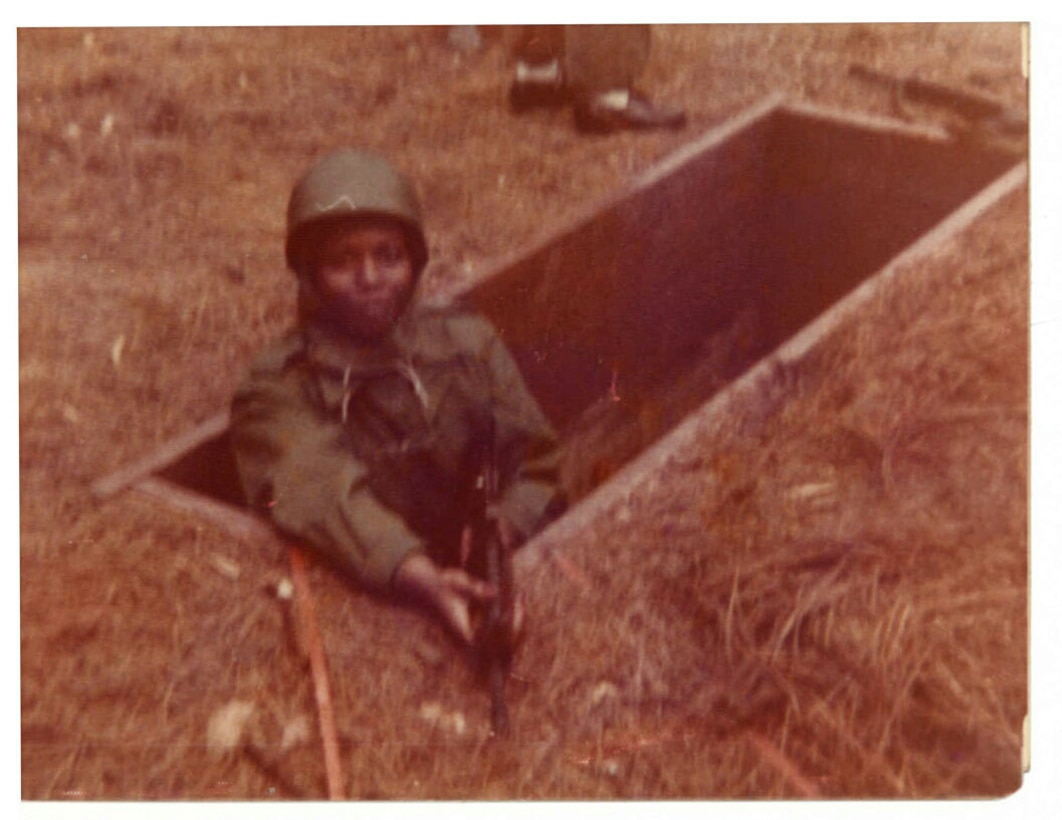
[311, 219, 415, 341]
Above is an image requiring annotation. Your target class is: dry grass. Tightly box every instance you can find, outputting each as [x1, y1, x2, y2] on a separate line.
[508, 192, 1027, 799]
[19, 24, 1027, 800]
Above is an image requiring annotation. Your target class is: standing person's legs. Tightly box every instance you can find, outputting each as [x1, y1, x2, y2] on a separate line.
[564, 25, 686, 133]
[508, 24, 686, 133]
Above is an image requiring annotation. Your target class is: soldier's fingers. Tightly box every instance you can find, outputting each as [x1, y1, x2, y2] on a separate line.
[442, 568, 496, 601]
[442, 599, 475, 645]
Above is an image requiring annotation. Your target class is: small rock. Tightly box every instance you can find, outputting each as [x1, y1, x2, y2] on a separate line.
[280, 714, 312, 751]
[787, 480, 838, 511]
[209, 554, 241, 580]
[418, 701, 467, 736]
[207, 700, 255, 754]
[590, 681, 620, 707]
[275, 578, 294, 600]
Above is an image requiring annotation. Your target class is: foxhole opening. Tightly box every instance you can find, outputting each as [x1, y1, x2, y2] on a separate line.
[135, 101, 1019, 517]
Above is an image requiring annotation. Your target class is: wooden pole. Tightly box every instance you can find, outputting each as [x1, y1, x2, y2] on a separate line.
[287, 545, 345, 800]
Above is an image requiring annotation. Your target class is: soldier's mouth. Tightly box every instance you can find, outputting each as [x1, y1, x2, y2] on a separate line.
[362, 299, 401, 317]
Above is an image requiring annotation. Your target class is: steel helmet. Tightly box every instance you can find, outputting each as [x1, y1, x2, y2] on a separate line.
[285, 149, 428, 276]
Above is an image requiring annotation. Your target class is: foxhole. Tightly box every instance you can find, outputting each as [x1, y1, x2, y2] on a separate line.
[92, 97, 1026, 544]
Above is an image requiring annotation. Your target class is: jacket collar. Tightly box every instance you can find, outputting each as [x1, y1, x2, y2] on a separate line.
[301, 308, 421, 376]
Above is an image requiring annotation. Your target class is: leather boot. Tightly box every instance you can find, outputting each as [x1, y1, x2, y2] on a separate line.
[574, 90, 687, 134]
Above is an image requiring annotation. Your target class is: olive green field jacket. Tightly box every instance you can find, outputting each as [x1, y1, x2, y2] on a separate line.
[230, 303, 564, 591]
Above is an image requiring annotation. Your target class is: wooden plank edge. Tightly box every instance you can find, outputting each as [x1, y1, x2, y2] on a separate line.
[91, 411, 231, 499]
[132, 474, 278, 547]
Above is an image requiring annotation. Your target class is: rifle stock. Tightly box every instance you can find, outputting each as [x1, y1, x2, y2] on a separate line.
[479, 517, 513, 736]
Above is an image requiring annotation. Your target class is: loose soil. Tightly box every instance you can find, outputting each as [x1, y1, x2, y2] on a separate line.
[19, 24, 1028, 801]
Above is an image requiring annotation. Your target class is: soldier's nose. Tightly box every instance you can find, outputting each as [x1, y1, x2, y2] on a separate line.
[356, 256, 382, 286]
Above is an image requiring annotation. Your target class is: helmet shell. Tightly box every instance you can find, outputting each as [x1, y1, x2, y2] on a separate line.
[285, 149, 428, 275]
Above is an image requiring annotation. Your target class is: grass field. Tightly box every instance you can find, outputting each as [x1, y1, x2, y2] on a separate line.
[19, 23, 1028, 801]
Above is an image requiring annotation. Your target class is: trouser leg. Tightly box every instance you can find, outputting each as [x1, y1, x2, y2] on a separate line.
[514, 24, 566, 65]
[561, 24, 651, 95]
[565, 25, 686, 134]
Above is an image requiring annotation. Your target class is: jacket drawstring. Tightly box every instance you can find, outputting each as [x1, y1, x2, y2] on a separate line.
[398, 360, 431, 414]
[339, 361, 429, 425]
[341, 365, 352, 424]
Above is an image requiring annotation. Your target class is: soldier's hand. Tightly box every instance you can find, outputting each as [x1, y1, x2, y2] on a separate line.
[393, 552, 496, 645]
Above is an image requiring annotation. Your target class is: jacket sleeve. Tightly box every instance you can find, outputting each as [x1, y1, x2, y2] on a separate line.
[230, 345, 426, 591]
[473, 318, 567, 540]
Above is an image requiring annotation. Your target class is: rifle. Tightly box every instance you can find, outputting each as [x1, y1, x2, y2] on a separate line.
[848, 63, 1028, 137]
[465, 424, 516, 737]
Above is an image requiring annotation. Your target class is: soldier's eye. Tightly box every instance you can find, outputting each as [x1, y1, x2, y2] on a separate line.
[321, 252, 353, 271]
[375, 243, 407, 267]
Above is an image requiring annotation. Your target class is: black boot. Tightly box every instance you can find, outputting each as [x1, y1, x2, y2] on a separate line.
[574, 90, 687, 134]
[509, 59, 572, 113]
